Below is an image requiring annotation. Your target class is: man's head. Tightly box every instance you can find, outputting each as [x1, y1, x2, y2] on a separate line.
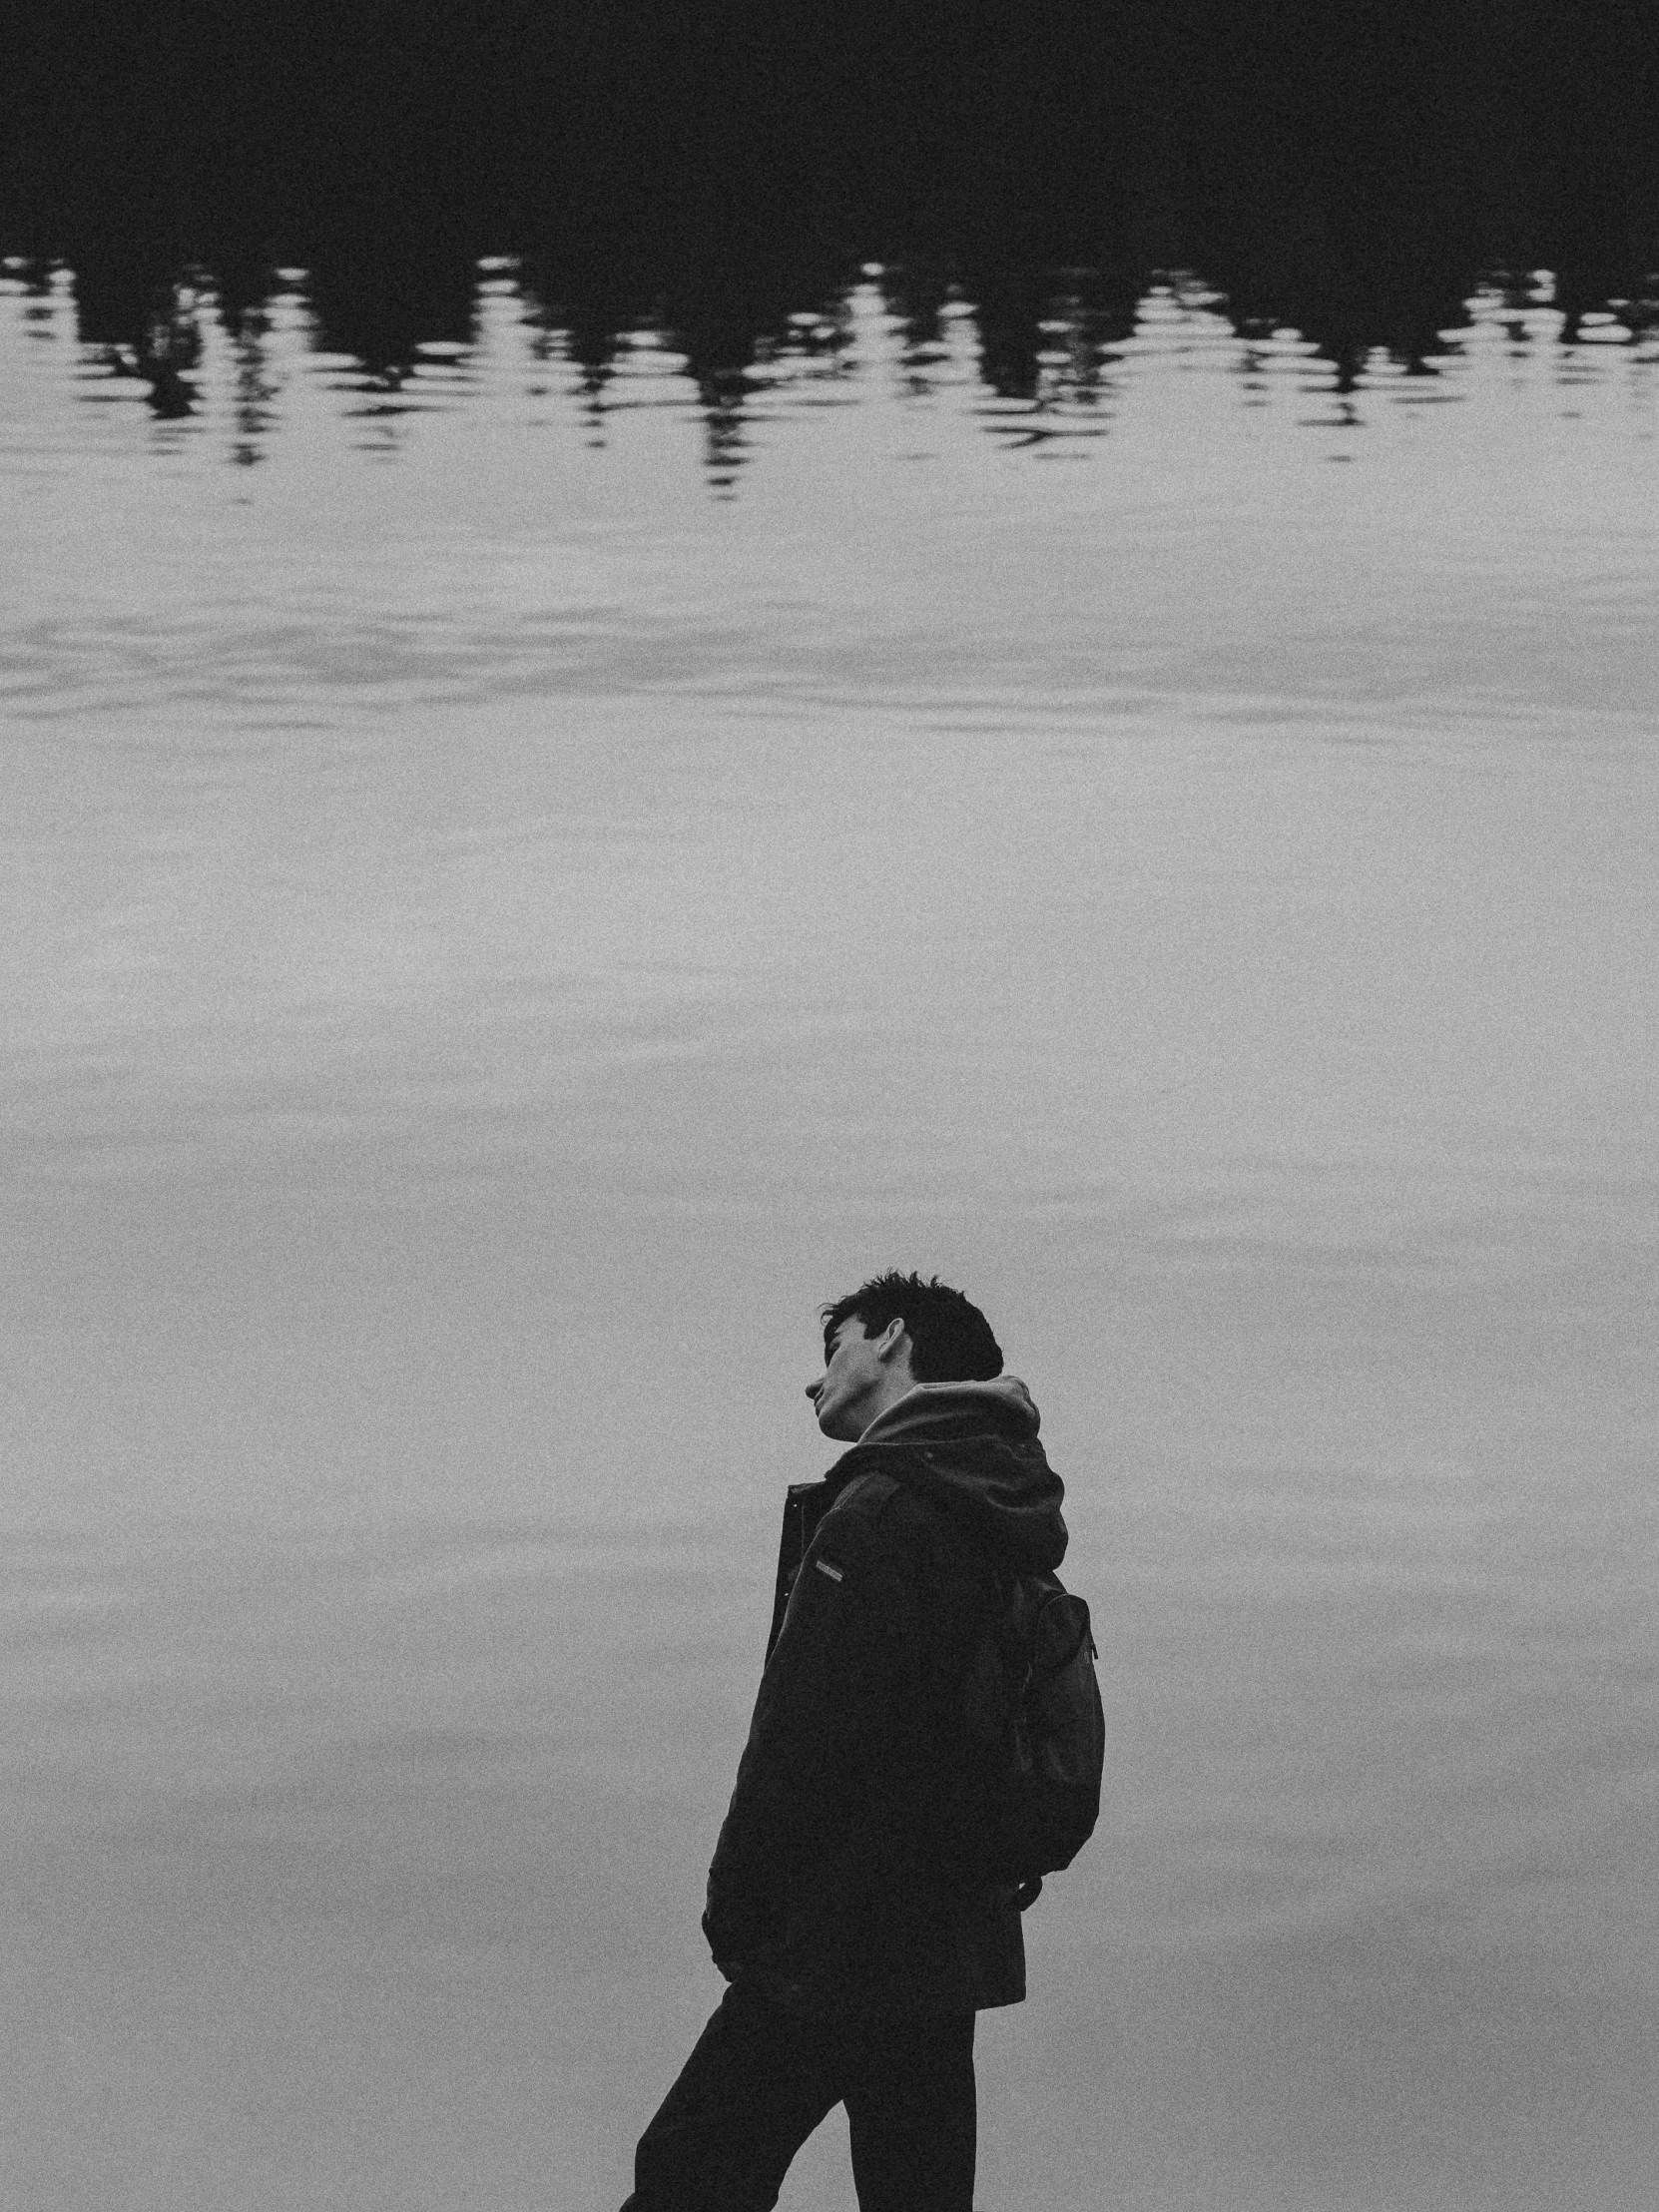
[806, 1271, 1004, 1442]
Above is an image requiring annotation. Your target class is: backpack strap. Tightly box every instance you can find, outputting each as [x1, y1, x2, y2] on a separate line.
[832, 1464, 903, 1518]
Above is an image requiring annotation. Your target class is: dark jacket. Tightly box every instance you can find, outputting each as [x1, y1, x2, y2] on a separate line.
[704, 1379, 1069, 2015]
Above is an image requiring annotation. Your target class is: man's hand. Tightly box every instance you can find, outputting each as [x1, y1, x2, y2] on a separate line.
[701, 1905, 748, 1982]
[702, 1905, 794, 1999]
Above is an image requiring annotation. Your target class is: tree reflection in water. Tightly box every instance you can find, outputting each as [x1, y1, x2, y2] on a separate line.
[2, 0, 1655, 471]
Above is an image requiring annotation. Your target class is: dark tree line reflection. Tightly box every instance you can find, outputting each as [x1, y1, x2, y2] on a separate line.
[3, 0, 1657, 469]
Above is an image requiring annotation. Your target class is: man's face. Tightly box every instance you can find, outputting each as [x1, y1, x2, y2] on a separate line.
[806, 1318, 888, 1443]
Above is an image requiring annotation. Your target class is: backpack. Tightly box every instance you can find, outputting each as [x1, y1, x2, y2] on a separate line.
[957, 1564, 1105, 1907]
[837, 1460, 1104, 1908]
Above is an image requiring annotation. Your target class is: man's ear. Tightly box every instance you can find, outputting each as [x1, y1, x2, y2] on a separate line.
[874, 1318, 909, 1364]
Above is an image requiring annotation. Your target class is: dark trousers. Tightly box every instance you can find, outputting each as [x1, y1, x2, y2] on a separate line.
[622, 1980, 977, 2212]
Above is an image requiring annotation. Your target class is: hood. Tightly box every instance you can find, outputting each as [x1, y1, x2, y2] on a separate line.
[835, 1377, 1068, 1571]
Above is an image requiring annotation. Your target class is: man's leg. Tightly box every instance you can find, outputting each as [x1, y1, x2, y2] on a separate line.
[840, 2011, 977, 2212]
[622, 1981, 843, 2212]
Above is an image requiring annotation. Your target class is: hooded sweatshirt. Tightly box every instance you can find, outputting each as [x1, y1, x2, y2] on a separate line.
[704, 1377, 1068, 2015]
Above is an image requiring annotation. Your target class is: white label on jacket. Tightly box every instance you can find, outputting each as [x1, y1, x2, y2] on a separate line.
[814, 1557, 844, 1583]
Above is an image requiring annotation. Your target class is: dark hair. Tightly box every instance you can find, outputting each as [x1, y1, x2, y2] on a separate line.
[820, 1271, 1003, 1384]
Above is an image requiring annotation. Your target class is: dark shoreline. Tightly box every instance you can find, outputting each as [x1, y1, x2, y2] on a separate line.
[4, 0, 1656, 416]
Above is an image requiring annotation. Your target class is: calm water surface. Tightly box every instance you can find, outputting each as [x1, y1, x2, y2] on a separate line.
[3, 261, 1657, 2210]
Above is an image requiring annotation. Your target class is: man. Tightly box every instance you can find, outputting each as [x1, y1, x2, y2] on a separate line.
[621, 1271, 1070, 2212]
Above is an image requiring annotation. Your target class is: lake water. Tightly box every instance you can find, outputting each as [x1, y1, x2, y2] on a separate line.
[3, 250, 1657, 2210]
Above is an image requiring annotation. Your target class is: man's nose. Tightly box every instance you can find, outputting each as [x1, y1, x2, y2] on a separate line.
[805, 1377, 822, 1401]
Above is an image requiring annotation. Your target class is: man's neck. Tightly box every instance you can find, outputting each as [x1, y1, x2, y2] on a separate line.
[854, 1374, 918, 1440]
